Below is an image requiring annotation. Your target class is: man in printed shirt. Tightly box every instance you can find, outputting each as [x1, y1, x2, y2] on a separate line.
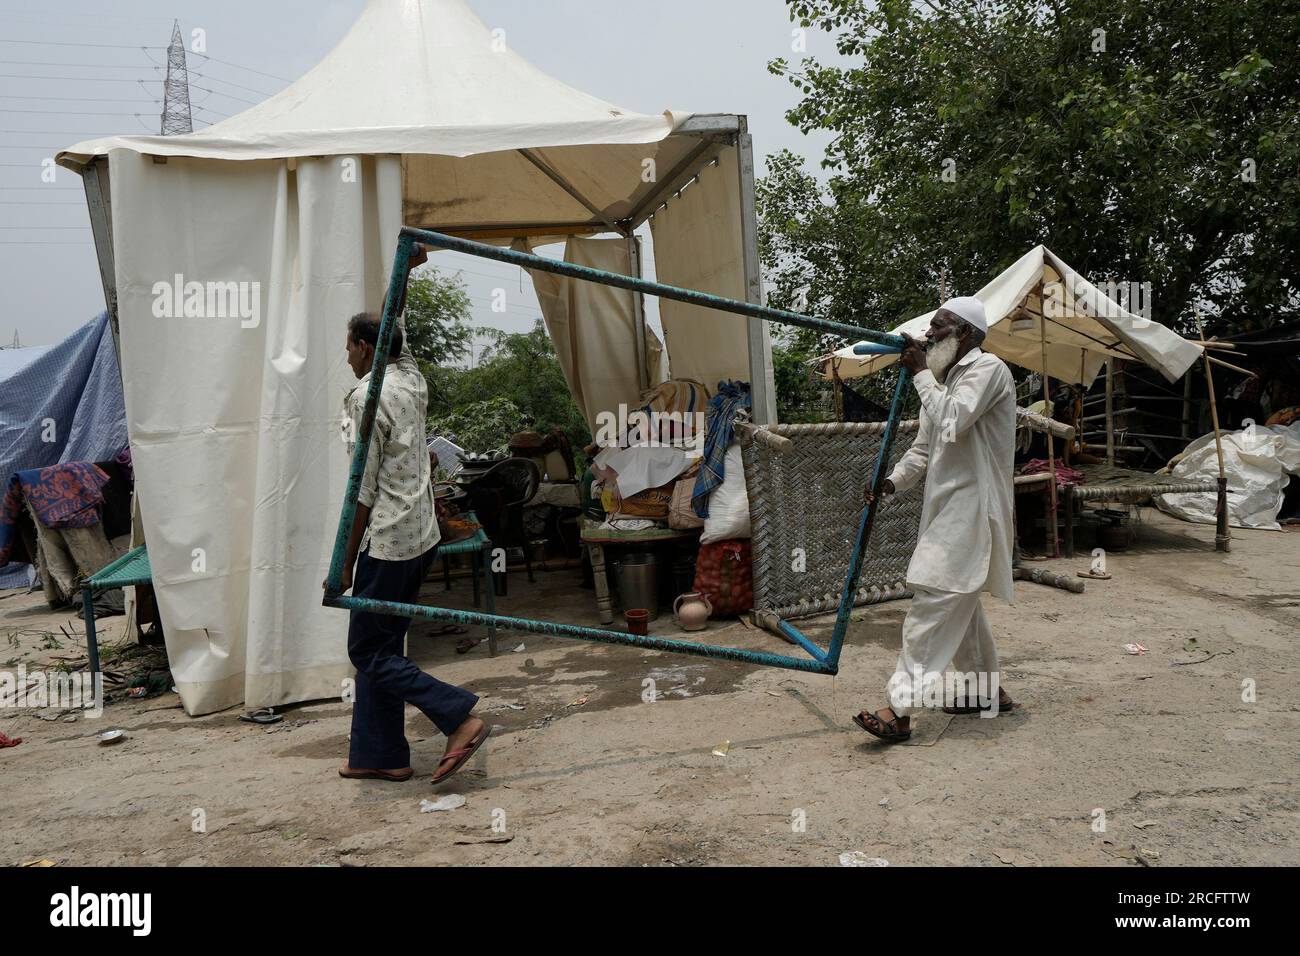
[853, 296, 1017, 742]
[332, 298, 488, 785]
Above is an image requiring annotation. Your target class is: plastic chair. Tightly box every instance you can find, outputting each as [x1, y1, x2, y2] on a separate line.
[465, 457, 540, 594]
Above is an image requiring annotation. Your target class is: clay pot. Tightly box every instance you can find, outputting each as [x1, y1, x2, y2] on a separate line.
[624, 608, 649, 636]
[673, 591, 712, 632]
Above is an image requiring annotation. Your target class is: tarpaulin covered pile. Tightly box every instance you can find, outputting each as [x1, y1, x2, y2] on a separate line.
[1158, 422, 1300, 530]
[0, 313, 127, 588]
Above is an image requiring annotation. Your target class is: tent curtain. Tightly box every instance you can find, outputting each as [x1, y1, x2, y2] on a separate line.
[524, 236, 662, 430]
[650, 146, 752, 390]
[109, 149, 402, 715]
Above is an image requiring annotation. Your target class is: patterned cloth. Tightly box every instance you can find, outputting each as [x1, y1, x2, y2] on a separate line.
[344, 354, 440, 561]
[1018, 459, 1085, 486]
[0, 312, 126, 587]
[691, 380, 751, 519]
[0, 462, 110, 566]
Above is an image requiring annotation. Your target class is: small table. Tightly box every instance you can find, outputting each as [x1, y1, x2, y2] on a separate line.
[436, 510, 498, 655]
[579, 519, 699, 624]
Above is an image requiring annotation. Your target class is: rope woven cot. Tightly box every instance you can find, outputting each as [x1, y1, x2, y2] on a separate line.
[743, 421, 922, 621]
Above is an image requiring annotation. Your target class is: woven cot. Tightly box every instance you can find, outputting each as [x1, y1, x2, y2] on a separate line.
[741, 420, 922, 621]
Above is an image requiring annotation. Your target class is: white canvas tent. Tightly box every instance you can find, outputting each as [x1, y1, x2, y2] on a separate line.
[822, 245, 1203, 385]
[57, 0, 775, 715]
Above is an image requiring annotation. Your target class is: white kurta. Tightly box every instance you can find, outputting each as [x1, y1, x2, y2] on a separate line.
[887, 347, 1016, 601]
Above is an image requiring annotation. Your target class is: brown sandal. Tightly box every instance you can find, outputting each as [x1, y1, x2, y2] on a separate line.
[852, 707, 911, 742]
[338, 765, 414, 781]
[431, 722, 491, 785]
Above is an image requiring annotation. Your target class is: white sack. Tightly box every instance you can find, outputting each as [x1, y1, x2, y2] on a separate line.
[700, 444, 751, 544]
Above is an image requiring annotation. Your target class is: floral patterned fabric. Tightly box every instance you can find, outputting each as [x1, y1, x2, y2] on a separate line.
[0, 462, 109, 566]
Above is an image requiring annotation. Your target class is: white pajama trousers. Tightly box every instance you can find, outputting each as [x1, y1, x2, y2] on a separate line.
[886, 585, 1000, 717]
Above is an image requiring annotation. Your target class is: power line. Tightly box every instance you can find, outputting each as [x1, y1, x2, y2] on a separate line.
[189, 85, 260, 107]
[0, 39, 163, 50]
[0, 128, 131, 133]
[189, 72, 279, 98]
[190, 52, 290, 83]
[0, 59, 164, 69]
[0, 73, 154, 82]
[0, 95, 160, 103]
[0, 109, 145, 115]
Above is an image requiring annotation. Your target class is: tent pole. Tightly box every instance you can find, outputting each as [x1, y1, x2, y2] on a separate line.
[1039, 300, 1059, 558]
[628, 234, 649, 392]
[737, 122, 777, 424]
[516, 149, 625, 236]
[1197, 310, 1231, 553]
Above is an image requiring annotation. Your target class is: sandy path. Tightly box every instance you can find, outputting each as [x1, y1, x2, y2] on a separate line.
[2, 511, 1296, 866]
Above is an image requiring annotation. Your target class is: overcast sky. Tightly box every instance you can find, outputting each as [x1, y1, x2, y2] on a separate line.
[0, 0, 844, 349]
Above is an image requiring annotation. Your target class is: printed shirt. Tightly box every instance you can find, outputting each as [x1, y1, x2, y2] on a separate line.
[886, 347, 1016, 600]
[344, 354, 439, 561]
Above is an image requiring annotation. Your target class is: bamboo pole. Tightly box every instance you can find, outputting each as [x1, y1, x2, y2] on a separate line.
[1196, 310, 1231, 553]
[1104, 359, 1115, 465]
[1207, 354, 1257, 378]
[1040, 298, 1059, 558]
[1182, 372, 1193, 441]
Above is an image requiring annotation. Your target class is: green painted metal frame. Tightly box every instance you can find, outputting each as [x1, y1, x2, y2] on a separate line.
[322, 227, 909, 675]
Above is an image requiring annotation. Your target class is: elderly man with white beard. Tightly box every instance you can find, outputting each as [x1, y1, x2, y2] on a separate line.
[853, 296, 1017, 743]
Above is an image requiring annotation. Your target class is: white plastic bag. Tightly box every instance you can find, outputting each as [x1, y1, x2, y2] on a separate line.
[700, 444, 751, 544]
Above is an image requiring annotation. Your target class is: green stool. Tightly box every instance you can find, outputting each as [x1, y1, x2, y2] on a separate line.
[81, 544, 152, 676]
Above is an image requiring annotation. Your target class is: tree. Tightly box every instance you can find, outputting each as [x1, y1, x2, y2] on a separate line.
[762, 0, 1300, 351]
[402, 267, 473, 407]
[430, 320, 590, 456]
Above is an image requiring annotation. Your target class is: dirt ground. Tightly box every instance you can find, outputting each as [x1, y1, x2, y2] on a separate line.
[2, 509, 1297, 867]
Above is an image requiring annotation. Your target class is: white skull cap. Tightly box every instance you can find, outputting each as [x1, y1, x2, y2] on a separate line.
[938, 295, 988, 334]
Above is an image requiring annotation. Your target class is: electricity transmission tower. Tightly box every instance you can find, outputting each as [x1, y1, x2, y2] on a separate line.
[160, 20, 193, 135]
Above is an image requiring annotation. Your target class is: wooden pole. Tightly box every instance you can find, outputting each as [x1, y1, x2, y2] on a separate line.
[1182, 370, 1192, 441]
[1207, 354, 1257, 378]
[1104, 359, 1115, 465]
[1196, 310, 1231, 553]
[1040, 301, 1059, 558]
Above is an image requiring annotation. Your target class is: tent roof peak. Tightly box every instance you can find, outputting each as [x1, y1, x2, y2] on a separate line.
[60, 0, 688, 166]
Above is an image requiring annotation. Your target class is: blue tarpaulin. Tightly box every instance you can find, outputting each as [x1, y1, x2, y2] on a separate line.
[0, 312, 127, 588]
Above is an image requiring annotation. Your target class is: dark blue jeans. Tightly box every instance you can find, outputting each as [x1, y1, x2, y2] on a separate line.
[347, 546, 478, 769]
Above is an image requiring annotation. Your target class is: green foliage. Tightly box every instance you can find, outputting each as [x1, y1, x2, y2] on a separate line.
[402, 267, 473, 399]
[429, 320, 590, 455]
[430, 397, 524, 455]
[762, 0, 1300, 345]
[771, 332, 832, 422]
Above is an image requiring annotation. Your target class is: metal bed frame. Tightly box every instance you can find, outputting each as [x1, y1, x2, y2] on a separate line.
[321, 227, 909, 676]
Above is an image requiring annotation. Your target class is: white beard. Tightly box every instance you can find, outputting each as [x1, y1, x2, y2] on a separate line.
[926, 334, 960, 380]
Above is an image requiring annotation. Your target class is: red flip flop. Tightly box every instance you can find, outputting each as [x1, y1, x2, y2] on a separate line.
[431, 722, 491, 785]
